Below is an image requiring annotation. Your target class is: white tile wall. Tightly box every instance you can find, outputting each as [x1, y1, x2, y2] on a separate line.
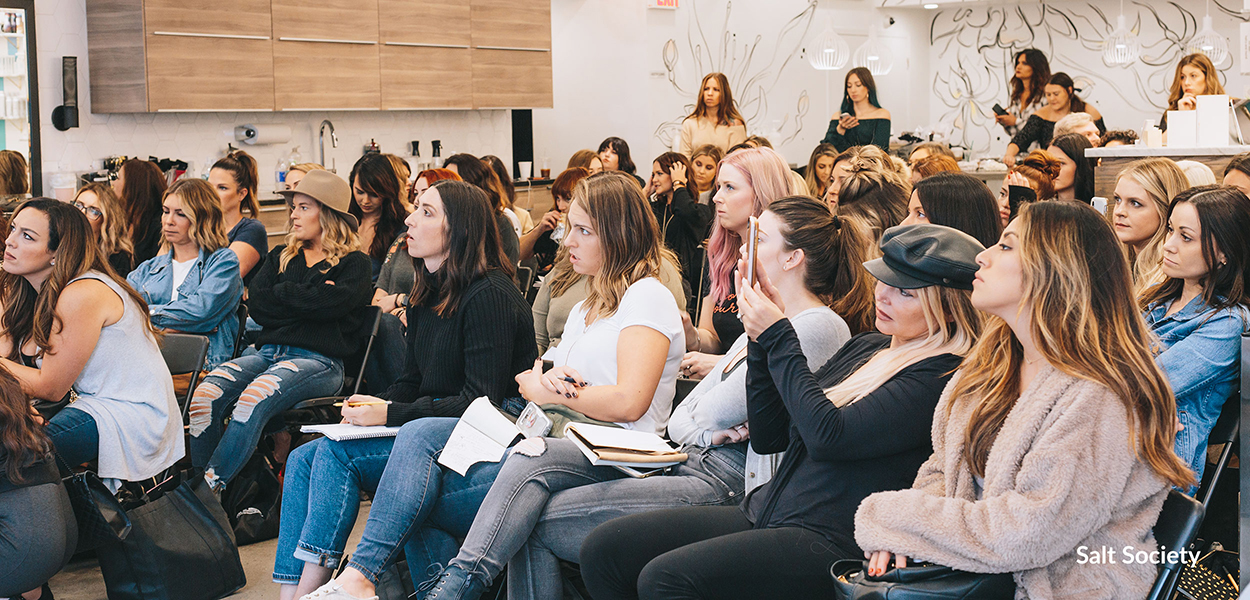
[35, 0, 512, 195]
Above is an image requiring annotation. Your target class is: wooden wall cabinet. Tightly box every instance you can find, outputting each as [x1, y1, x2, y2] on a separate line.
[469, 0, 552, 109]
[378, 0, 472, 110]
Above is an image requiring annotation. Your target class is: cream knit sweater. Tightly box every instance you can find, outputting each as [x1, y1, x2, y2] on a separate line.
[855, 366, 1170, 600]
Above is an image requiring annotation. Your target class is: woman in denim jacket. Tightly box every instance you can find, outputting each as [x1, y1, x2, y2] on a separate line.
[128, 178, 243, 370]
[1140, 185, 1250, 487]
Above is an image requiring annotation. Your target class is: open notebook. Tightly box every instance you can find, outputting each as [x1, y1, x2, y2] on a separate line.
[299, 423, 400, 442]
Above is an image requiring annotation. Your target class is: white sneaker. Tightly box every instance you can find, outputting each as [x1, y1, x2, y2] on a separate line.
[298, 582, 378, 600]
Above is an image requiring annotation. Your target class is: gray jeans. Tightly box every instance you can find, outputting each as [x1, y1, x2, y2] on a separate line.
[446, 439, 745, 600]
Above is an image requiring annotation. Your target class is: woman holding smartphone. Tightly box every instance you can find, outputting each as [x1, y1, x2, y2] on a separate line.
[649, 152, 714, 306]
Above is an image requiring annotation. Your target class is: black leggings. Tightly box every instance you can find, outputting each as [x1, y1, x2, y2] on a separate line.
[579, 505, 850, 600]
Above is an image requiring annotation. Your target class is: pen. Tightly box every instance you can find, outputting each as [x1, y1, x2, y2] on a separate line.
[560, 376, 591, 387]
[332, 400, 393, 407]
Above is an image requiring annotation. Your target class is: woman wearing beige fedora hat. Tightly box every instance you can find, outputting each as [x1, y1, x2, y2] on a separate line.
[188, 169, 374, 491]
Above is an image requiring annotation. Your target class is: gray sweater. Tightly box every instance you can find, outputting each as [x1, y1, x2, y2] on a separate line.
[855, 366, 1170, 600]
[668, 306, 850, 491]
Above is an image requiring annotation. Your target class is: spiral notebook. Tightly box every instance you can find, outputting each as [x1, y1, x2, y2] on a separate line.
[300, 423, 401, 441]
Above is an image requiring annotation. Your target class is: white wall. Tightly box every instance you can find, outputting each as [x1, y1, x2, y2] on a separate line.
[36, 0, 512, 195]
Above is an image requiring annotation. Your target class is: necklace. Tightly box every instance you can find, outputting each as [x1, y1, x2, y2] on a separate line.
[1023, 353, 1042, 365]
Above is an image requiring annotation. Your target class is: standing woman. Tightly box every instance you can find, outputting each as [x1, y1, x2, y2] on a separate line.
[1047, 132, 1096, 203]
[71, 183, 135, 276]
[690, 144, 723, 203]
[0, 199, 183, 483]
[348, 154, 409, 282]
[1161, 53, 1226, 131]
[188, 170, 373, 491]
[856, 202, 1193, 600]
[804, 143, 838, 198]
[126, 178, 244, 371]
[114, 158, 168, 264]
[679, 72, 748, 155]
[682, 147, 794, 378]
[598, 137, 646, 188]
[996, 49, 1051, 136]
[1139, 185, 1250, 487]
[649, 152, 714, 305]
[822, 67, 891, 153]
[1002, 72, 1103, 167]
[1110, 158, 1190, 289]
[209, 150, 269, 282]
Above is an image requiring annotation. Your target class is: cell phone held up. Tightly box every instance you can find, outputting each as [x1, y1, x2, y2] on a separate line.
[745, 216, 760, 288]
[991, 103, 1009, 117]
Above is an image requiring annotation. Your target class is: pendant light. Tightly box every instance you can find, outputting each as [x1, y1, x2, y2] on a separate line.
[1102, 0, 1140, 66]
[852, 22, 893, 76]
[1186, 0, 1230, 66]
[809, 20, 850, 71]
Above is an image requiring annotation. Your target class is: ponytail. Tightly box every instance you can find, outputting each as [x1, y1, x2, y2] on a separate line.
[212, 150, 260, 218]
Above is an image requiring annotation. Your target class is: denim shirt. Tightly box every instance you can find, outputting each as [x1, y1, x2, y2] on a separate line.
[127, 247, 244, 370]
[1144, 295, 1247, 485]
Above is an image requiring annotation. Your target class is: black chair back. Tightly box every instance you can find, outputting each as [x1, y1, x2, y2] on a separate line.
[1196, 393, 1239, 509]
[158, 333, 210, 420]
[233, 303, 249, 358]
[283, 305, 383, 419]
[1145, 489, 1206, 600]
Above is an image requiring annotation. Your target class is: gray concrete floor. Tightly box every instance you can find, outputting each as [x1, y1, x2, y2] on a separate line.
[48, 503, 372, 600]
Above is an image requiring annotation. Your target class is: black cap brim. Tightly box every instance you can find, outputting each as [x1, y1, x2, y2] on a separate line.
[864, 257, 934, 290]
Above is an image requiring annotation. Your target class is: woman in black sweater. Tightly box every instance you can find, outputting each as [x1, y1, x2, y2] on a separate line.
[580, 224, 984, 599]
[189, 170, 374, 492]
[648, 152, 713, 305]
[273, 180, 536, 599]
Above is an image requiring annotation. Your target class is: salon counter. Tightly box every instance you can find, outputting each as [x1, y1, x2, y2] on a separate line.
[1087, 145, 1250, 198]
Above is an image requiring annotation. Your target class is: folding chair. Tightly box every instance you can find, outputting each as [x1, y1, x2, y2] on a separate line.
[1145, 489, 1206, 600]
[1195, 393, 1239, 509]
[282, 305, 384, 426]
[233, 303, 250, 358]
[158, 333, 210, 422]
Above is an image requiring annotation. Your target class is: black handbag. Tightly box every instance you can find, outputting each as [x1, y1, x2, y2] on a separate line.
[97, 469, 247, 600]
[831, 559, 1016, 600]
[1176, 543, 1239, 600]
[55, 451, 132, 552]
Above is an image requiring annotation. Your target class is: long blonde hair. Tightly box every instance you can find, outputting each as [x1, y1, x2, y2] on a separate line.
[576, 172, 673, 323]
[824, 285, 980, 407]
[952, 202, 1193, 488]
[278, 202, 360, 272]
[1115, 158, 1190, 289]
[74, 183, 134, 260]
[162, 178, 230, 254]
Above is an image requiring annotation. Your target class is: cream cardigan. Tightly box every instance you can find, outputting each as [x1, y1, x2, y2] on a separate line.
[855, 366, 1170, 600]
[679, 117, 747, 155]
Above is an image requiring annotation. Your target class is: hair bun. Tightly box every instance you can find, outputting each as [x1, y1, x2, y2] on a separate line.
[1020, 150, 1061, 180]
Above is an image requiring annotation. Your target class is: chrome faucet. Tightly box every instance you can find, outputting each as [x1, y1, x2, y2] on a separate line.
[318, 119, 338, 173]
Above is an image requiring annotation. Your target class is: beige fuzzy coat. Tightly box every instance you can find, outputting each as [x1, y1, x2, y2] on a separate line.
[855, 366, 1170, 600]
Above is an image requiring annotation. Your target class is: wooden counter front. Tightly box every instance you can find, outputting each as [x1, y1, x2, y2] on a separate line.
[1088, 146, 1250, 199]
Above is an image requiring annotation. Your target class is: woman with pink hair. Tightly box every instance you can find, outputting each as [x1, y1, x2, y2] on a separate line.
[680, 147, 796, 378]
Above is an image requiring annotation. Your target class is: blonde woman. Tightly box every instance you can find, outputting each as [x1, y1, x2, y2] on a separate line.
[127, 178, 244, 369]
[72, 183, 135, 276]
[285, 163, 326, 191]
[804, 143, 838, 198]
[188, 170, 372, 491]
[582, 224, 984, 599]
[1111, 157, 1190, 288]
[857, 202, 1193, 599]
[690, 144, 723, 203]
[679, 72, 748, 155]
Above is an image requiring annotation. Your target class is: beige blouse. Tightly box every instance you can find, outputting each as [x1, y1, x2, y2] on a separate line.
[679, 117, 748, 155]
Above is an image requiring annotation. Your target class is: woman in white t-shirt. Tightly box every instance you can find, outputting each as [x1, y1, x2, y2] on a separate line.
[303, 170, 684, 600]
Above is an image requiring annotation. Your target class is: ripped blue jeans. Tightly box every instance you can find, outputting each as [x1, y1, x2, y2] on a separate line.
[189, 344, 344, 488]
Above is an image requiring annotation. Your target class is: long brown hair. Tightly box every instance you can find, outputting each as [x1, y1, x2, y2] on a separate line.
[1, 199, 159, 362]
[410, 180, 513, 317]
[953, 202, 1192, 488]
[804, 143, 838, 198]
[1166, 53, 1225, 112]
[348, 153, 408, 261]
[118, 159, 168, 250]
[0, 364, 49, 483]
[687, 72, 745, 127]
[0, 150, 28, 196]
[163, 178, 230, 254]
[445, 153, 509, 214]
[211, 150, 260, 218]
[1139, 185, 1250, 312]
[576, 172, 673, 322]
[653, 152, 696, 198]
[1009, 49, 1050, 109]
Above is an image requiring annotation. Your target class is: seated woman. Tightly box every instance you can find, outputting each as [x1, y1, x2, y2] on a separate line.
[274, 180, 536, 599]
[188, 170, 373, 491]
[907, 154, 960, 185]
[648, 152, 714, 304]
[597, 137, 646, 188]
[519, 167, 589, 274]
[0, 366, 76, 600]
[444, 154, 521, 265]
[905, 141, 955, 168]
[833, 167, 910, 249]
[1047, 132, 1096, 203]
[417, 195, 869, 600]
[1002, 72, 1103, 167]
[209, 150, 268, 282]
[1110, 158, 1190, 289]
[900, 171, 1002, 247]
[115, 158, 168, 265]
[682, 147, 794, 378]
[483, 154, 535, 235]
[348, 154, 409, 282]
[300, 171, 686, 600]
[690, 144, 723, 204]
[580, 223, 983, 599]
[804, 143, 837, 199]
[1139, 185, 1250, 488]
[72, 183, 135, 276]
[822, 67, 891, 152]
[855, 202, 1193, 599]
[127, 178, 244, 371]
[1160, 53, 1225, 131]
[0, 199, 182, 484]
[997, 149, 1059, 224]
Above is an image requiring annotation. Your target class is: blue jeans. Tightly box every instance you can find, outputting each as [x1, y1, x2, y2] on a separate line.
[447, 440, 746, 600]
[189, 344, 344, 486]
[45, 406, 100, 471]
[273, 436, 396, 583]
[346, 415, 516, 586]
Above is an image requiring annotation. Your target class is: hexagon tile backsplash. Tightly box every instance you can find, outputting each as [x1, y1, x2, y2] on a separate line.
[36, 0, 512, 195]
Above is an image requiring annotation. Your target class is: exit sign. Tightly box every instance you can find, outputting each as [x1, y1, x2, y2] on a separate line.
[649, 0, 678, 8]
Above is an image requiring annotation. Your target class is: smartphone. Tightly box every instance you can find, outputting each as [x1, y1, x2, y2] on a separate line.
[991, 103, 1009, 116]
[745, 216, 760, 287]
[516, 402, 553, 438]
